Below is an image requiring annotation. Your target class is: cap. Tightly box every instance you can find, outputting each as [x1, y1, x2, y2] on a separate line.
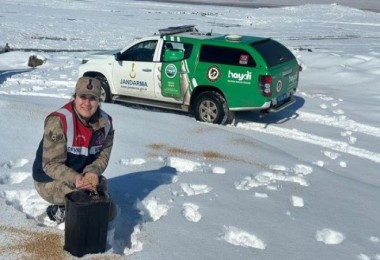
[75, 77, 101, 100]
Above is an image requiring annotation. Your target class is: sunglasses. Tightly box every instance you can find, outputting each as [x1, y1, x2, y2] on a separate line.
[78, 94, 98, 101]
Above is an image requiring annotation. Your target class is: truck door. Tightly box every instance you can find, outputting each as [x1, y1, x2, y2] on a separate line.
[161, 48, 184, 98]
[112, 40, 158, 97]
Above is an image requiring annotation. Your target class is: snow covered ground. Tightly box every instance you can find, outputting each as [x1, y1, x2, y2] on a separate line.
[1, 0, 380, 259]
[143, 0, 380, 12]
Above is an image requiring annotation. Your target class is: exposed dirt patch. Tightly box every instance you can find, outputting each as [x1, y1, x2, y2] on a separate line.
[147, 143, 238, 161]
[0, 225, 125, 259]
[147, 142, 271, 171]
[0, 225, 68, 260]
[231, 138, 257, 146]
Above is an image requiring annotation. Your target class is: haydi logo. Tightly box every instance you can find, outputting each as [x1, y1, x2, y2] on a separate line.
[228, 70, 252, 81]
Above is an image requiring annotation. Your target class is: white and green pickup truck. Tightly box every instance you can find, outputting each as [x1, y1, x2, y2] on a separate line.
[78, 25, 300, 124]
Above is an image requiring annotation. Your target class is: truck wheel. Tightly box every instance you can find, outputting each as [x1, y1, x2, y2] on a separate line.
[225, 110, 235, 125]
[95, 76, 112, 103]
[195, 91, 226, 124]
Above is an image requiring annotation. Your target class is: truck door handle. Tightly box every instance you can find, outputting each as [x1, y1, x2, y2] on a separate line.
[142, 69, 152, 72]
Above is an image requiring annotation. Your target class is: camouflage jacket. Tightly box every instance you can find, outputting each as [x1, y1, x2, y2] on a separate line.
[32, 101, 114, 186]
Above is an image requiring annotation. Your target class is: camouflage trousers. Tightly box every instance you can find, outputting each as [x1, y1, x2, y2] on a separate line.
[35, 176, 117, 221]
[34, 176, 109, 205]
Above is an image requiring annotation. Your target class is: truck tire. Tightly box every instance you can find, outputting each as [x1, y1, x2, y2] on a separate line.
[195, 91, 228, 124]
[95, 76, 112, 103]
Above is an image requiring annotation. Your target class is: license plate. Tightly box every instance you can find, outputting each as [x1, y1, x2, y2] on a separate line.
[276, 92, 289, 103]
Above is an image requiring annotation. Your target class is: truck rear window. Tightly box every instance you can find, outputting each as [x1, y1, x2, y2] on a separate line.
[250, 39, 295, 68]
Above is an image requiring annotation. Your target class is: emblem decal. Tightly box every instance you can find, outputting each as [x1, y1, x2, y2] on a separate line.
[165, 64, 177, 78]
[207, 66, 220, 82]
[276, 80, 283, 93]
[130, 63, 136, 78]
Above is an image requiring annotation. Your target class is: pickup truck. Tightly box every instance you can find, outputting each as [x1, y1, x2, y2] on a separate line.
[78, 25, 300, 124]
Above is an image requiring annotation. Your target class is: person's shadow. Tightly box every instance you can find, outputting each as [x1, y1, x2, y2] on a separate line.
[107, 166, 177, 254]
[0, 69, 32, 85]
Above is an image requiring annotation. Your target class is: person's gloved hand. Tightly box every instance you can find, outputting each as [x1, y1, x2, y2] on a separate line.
[76, 173, 99, 190]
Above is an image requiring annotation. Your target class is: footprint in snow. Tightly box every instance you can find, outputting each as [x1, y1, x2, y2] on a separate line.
[119, 158, 146, 166]
[270, 164, 313, 177]
[1, 158, 29, 169]
[319, 96, 335, 102]
[323, 151, 347, 167]
[235, 164, 310, 191]
[341, 130, 357, 144]
[269, 164, 289, 172]
[182, 203, 202, 222]
[293, 164, 313, 176]
[212, 166, 226, 175]
[180, 183, 213, 196]
[291, 196, 304, 207]
[0, 189, 51, 225]
[254, 192, 268, 198]
[356, 253, 380, 260]
[339, 161, 347, 168]
[161, 156, 226, 175]
[313, 160, 325, 167]
[315, 228, 345, 245]
[333, 109, 345, 115]
[0, 171, 30, 184]
[140, 197, 170, 221]
[323, 150, 340, 160]
[122, 226, 143, 256]
[161, 157, 202, 173]
[218, 226, 266, 250]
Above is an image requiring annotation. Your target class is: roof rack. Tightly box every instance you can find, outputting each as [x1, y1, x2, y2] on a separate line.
[158, 25, 198, 36]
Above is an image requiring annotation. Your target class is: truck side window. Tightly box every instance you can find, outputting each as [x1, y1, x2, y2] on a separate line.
[183, 43, 193, 59]
[161, 42, 194, 61]
[122, 40, 158, 62]
[199, 45, 256, 67]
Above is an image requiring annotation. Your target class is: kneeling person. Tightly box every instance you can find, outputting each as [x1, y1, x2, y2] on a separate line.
[33, 76, 116, 223]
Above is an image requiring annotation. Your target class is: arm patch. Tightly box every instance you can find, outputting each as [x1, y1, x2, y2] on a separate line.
[50, 133, 64, 142]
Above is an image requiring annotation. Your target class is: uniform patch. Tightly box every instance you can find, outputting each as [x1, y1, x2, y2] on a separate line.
[93, 131, 105, 146]
[51, 133, 63, 142]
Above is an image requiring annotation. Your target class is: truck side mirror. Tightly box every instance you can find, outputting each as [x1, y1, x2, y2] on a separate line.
[114, 52, 122, 61]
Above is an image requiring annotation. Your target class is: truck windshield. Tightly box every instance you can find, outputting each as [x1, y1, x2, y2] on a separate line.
[251, 39, 295, 68]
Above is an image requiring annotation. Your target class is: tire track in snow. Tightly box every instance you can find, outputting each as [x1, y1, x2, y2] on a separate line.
[296, 111, 380, 138]
[235, 122, 380, 164]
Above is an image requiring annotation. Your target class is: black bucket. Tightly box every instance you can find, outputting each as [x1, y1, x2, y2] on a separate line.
[63, 190, 110, 257]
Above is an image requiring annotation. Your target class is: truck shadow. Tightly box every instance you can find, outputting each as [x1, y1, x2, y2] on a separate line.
[115, 95, 305, 126]
[234, 95, 305, 126]
[107, 166, 177, 254]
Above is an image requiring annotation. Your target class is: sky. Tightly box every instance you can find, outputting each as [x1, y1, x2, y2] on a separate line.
[1, 0, 380, 259]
